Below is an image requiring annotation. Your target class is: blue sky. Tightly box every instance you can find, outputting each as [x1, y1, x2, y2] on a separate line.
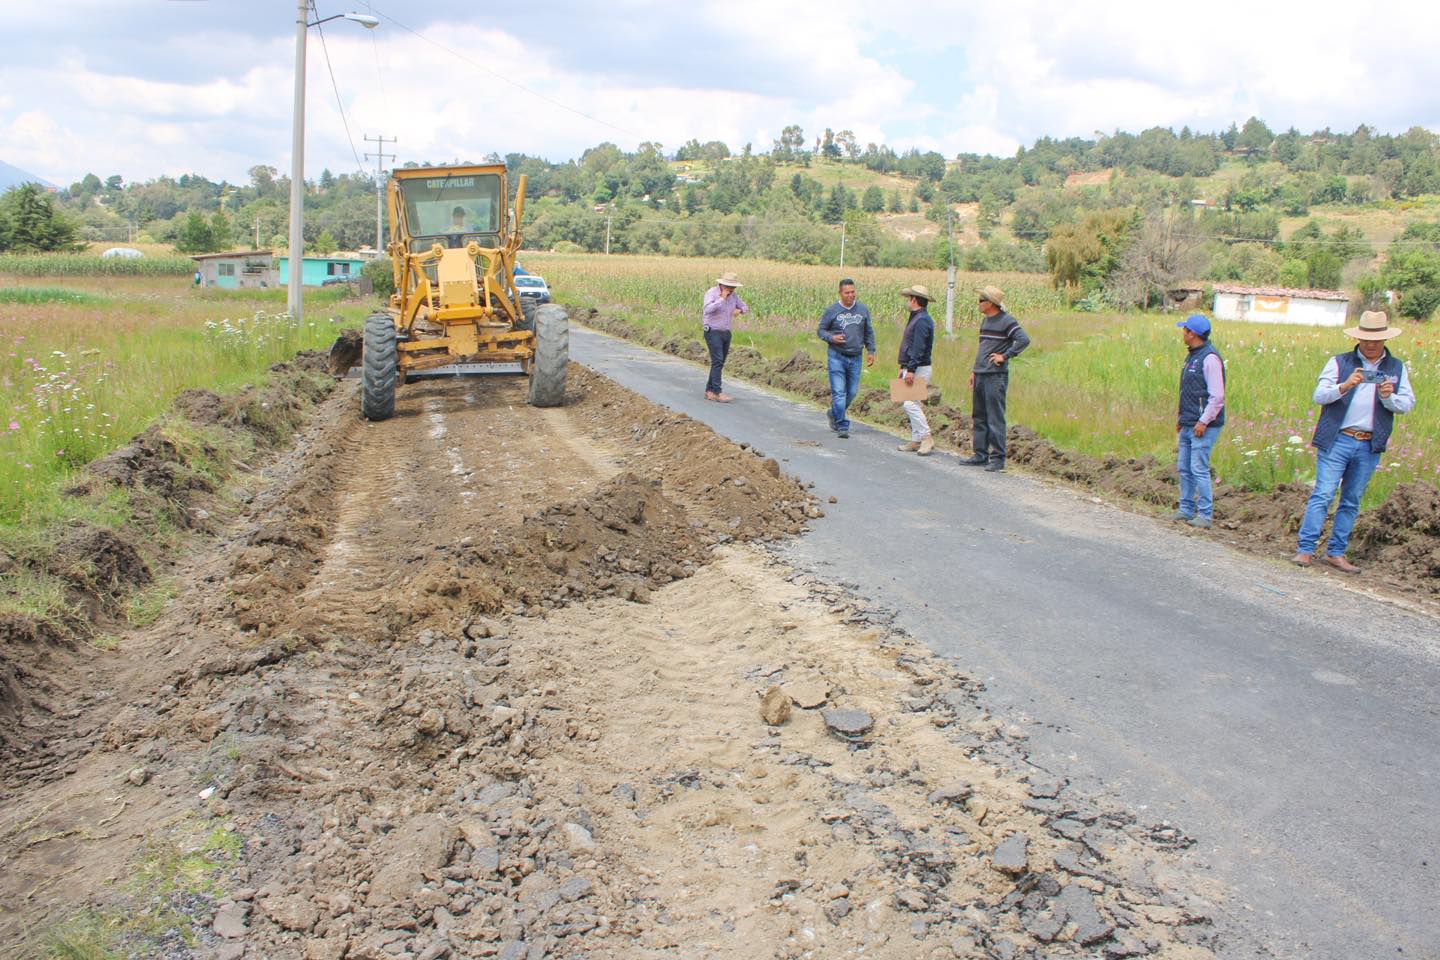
[3, 0, 1438, 186]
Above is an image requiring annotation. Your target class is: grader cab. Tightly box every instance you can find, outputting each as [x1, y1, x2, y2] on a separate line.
[347, 163, 568, 420]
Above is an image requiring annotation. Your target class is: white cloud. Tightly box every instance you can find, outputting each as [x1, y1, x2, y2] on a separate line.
[1, 0, 1437, 185]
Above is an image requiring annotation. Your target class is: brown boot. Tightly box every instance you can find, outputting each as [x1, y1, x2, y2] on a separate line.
[1324, 554, 1361, 574]
[917, 436, 935, 456]
[897, 440, 921, 452]
[1290, 552, 1312, 567]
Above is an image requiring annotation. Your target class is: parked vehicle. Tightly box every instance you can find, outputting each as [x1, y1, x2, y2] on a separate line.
[514, 274, 551, 305]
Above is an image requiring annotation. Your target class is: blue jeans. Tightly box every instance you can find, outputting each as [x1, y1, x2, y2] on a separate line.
[1177, 426, 1222, 519]
[703, 327, 731, 394]
[1297, 433, 1382, 556]
[827, 351, 862, 431]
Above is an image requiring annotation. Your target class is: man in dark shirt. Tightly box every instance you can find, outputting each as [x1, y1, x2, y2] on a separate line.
[896, 284, 936, 456]
[961, 285, 1031, 472]
[817, 278, 875, 439]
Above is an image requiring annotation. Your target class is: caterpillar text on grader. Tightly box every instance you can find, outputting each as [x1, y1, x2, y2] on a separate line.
[336, 163, 568, 419]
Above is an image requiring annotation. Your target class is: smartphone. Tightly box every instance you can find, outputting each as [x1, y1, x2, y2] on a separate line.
[1362, 370, 1389, 384]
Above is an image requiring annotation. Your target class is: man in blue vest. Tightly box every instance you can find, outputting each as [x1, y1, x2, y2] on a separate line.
[1172, 314, 1226, 529]
[1292, 311, 1417, 572]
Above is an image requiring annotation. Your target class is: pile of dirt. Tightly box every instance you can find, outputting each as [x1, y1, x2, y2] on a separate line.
[402, 472, 707, 621]
[0, 358, 339, 775]
[567, 366, 824, 540]
[575, 307, 1440, 600]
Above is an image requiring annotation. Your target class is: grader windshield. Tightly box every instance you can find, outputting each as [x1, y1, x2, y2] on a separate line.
[402, 172, 504, 250]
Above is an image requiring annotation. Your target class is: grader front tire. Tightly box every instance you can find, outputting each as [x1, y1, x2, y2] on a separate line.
[361, 312, 398, 421]
[527, 304, 569, 408]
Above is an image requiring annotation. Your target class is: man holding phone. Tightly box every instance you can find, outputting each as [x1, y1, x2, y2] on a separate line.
[1293, 310, 1417, 572]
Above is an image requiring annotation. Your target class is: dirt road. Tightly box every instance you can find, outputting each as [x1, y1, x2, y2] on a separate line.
[2, 368, 1223, 959]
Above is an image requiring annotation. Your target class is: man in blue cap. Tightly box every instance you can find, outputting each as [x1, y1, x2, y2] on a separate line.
[1173, 313, 1225, 529]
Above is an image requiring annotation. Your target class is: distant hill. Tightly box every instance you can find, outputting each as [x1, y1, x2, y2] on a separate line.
[0, 159, 56, 192]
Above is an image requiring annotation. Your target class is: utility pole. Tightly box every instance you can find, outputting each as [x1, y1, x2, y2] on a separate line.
[944, 208, 957, 337]
[254, 216, 261, 249]
[364, 134, 397, 254]
[839, 220, 846, 270]
[604, 203, 613, 255]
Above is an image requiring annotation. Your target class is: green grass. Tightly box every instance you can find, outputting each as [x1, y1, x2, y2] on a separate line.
[0, 287, 109, 306]
[26, 817, 242, 960]
[530, 251, 1439, 508]
[125, 578, 176, 627]
[42, 912, 118, 960]
[1, 277, 369, 524]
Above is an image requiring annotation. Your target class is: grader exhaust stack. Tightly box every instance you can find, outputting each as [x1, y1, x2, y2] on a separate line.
[337, 163, 568, 420]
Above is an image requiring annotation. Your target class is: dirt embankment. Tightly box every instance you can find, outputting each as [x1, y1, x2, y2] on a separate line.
[574, 306, 1440, 602]
[1, 364, 1229, 960]
[0, 352, 337, 772]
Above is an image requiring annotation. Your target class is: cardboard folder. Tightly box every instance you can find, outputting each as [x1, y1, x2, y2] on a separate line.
[889, 376, 929, 402]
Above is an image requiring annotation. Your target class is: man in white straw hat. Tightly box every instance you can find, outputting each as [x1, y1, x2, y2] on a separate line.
[701, 271, 749, 402]
[896, 284, 936, 456]
[1292, 309, 1416, 572]
[960, 285, 1030, 472]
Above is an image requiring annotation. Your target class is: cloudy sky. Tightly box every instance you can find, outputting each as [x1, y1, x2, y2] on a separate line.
[4, 0, 1438, 187]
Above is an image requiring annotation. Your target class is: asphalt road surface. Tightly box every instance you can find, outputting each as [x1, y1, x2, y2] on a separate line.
[571, 326, 1440, 960]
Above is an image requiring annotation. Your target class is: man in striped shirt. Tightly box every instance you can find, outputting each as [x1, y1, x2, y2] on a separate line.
[961, 285, 1031, 472]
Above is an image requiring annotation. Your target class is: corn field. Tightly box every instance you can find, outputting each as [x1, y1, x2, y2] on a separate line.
[0, 254, 196, 277]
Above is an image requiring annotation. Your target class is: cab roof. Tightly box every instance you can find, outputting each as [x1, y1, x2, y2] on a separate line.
[392, 164, 506, 180]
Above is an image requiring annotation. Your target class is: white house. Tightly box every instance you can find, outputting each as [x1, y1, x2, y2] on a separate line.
[1212, 284, 1350, 327]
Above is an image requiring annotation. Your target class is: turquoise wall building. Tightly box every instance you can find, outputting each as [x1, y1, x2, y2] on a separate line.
[276, 255, 366, 286]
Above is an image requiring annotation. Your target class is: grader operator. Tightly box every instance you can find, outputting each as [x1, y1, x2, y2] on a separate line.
[343, 163, 567, 420]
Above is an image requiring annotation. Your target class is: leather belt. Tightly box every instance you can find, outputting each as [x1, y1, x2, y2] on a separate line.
[1341, 427, 1373, 441]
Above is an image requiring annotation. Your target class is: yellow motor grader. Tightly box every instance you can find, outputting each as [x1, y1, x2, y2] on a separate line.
[342, 163, 567, 420]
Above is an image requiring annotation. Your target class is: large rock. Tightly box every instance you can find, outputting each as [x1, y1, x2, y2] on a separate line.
[260, 895, 318, 933]
[1054, 883, 1114, 945]
[760, 685, 792, 726]
[822, 707, 873, 740]
[212, 902, 249, 939]
[990, 834, 1029, 875]
[927, 780, 973, 805]
[785, 678, 829, 709]
[367, 814, 456, 907]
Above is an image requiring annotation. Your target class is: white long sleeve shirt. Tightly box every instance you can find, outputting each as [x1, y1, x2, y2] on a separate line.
[1313, 349, 1416, 432]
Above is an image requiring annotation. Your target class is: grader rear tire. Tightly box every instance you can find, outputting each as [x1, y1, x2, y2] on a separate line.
[527, 304, 568, 408]
[361, 312, 397, 421]
[516, 297, 536, 331]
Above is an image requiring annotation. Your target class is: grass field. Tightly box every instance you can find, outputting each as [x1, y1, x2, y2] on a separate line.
[0, 274, 367, 523]
[527, 252, 1439, 507]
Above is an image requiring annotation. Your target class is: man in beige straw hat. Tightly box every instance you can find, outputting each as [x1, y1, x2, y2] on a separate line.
[960, 285, 1030, 472]
[1292, 309, 1416, 572]
[896, 284, 936, 455]
[701, 271, 749, 402]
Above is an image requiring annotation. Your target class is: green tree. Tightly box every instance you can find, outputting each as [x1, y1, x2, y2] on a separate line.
[0, 183, 83, 252]
[313, 229, 338, 255]
[887, 188, 903, 213]
[861, 185, 885, 213]
[209, 210, 234, 250]
[1044, 209, 1133, 292]
[174, 210, 216, 253]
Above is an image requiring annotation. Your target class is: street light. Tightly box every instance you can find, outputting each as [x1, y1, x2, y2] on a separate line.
[288, 4, 379, 322]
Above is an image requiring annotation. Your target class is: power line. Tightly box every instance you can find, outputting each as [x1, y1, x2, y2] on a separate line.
[311, 1, 366, 174]
[364, 133, 397, 252]
[362, 3, 644, 141]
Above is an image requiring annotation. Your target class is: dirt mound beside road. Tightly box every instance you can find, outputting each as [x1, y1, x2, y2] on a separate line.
[0, 360, 339, 780]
